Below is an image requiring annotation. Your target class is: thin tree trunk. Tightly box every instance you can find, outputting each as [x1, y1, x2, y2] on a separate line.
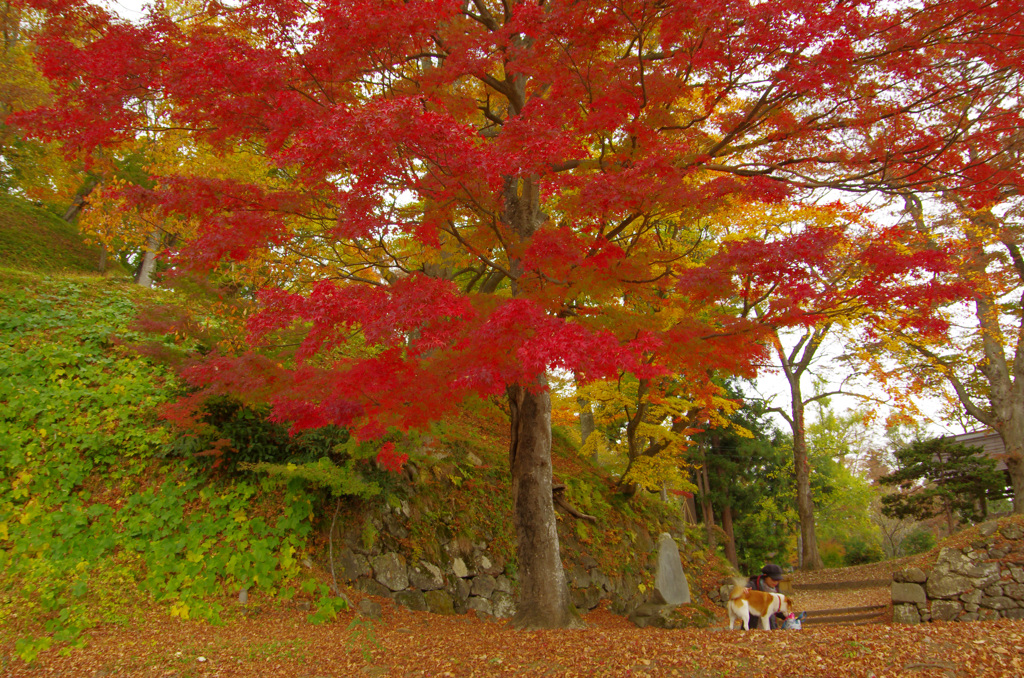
[766, 324, 827, 570]
[792, 393, 824, 569]
[507, 379, 580, 629]
[699, 458, 717, 550]
[683, 493, 698, 525]
[63, 176, 100, 223]
[716, 464, 741, 569]
[135, 228, 162, 288]
[577, 390, 598, 464]
[771, 327, 826, 571]
[721, 501, 738, 568]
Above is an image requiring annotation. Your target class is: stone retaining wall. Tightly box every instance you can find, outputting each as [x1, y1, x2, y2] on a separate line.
[328, 499, 661, 620]
[892, 520, 1024, 624]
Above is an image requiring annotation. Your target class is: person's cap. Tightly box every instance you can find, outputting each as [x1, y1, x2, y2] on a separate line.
[762, 564, 786, 580]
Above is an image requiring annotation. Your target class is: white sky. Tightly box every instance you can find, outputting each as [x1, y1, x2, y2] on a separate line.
[104, 0, 147, 21]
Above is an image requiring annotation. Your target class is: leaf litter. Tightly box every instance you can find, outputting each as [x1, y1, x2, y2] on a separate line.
[4, 594, 1024, 677]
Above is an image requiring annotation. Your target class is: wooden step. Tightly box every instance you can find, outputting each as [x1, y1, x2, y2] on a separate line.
[804, 617, 885, 627]
[804, 611, 887, 625]
[801, 604, 888, 626]
[792, 579, 890, 591]
[804, 604, 887, 617]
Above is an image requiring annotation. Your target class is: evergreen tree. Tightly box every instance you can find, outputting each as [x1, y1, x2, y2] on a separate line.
[696, 384, 795, 573]
[879, 438, 1010, 534]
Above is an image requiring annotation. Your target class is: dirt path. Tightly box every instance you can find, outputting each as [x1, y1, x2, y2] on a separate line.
[792, 584, 890, 615]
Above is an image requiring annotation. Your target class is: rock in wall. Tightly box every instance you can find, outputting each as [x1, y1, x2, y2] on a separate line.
[892, 519, 1024, 624]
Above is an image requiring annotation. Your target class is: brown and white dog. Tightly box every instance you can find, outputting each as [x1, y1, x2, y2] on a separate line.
[727, 583, 794, 630]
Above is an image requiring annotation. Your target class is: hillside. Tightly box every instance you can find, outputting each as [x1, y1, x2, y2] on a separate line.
[0, 196, 725, 668]
[0, 195, 105, 273]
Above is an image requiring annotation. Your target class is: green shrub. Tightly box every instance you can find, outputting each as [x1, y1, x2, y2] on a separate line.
[901, 529, 937, 556]
[819, 540, 846, 569]
[165, 396, 352, 469]
[842, 536, 885, 566]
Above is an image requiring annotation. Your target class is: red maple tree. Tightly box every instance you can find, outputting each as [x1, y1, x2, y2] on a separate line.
[19, 0, 1015, 625]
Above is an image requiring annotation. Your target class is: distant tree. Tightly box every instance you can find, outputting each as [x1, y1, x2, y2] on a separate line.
[900, 528, 937, 556]
[874, 501, 920, 559]
[807, 403, 884, 565]
[865, 421, 930, 558]
[580, 372, 741, 499]
[0, 5, 84, 208]
[879, 438, 1010, 535]
[688, 205, 960, 570]
[695, 384, 795, 572]
[726, 430, 796, 575]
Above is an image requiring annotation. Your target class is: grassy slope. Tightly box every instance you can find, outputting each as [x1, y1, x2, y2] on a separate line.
[0, 198, 328, 663]
[0, 268, 332, 663]
[0, 195, 104, 273]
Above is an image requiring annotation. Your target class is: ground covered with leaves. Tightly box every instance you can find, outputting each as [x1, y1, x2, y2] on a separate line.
[4, 595, 1023, 677]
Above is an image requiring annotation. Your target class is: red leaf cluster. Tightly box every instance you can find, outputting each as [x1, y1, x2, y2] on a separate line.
[375, 441, 409, 473]
[16, 0, 1022, 444]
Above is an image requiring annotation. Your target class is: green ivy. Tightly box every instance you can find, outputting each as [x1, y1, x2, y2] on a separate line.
[0, 274, 329, 663]
[240, 457, 380, 499]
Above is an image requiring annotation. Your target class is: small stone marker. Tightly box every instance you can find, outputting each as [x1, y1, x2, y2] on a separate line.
[652, 532, 690, 606]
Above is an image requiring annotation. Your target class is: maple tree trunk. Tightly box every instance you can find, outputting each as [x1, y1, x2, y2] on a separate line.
[502, 168, 577, 629]
[506, 379, 580, 630]
[957, 225, 1024, 513]
[995, 419, 1024, 515]
[976, 390, 1024, 516]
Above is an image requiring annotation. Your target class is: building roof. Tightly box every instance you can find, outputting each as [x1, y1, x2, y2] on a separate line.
[947, 430, 1007, 471]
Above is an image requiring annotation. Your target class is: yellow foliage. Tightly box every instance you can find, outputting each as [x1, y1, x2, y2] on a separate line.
[0, 10, 81, 202]
[169, 601, 190, 619]
[578, 430, 606, 461]
[622, 449, 698, 494]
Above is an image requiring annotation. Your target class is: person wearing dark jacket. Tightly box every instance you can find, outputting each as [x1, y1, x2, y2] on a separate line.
[746, 563, 787, 630]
